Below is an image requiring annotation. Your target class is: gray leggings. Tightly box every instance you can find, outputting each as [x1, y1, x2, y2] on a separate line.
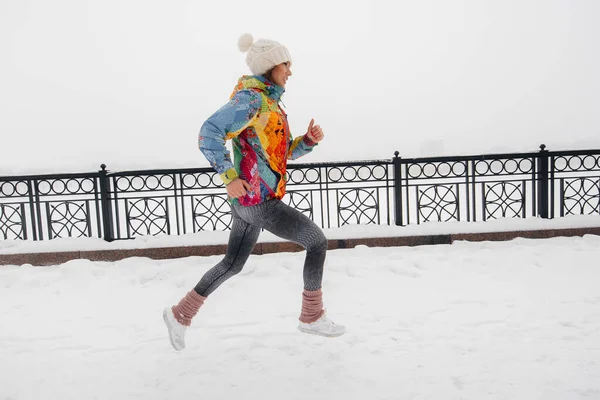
[194, 199, 328, 296]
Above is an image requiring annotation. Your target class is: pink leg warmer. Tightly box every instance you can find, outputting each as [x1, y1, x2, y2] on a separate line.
[299, 289, 325, 323]
[172, 290, 206, 326]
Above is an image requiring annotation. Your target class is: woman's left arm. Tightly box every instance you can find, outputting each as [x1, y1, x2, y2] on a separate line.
[288, 119, 324, 160]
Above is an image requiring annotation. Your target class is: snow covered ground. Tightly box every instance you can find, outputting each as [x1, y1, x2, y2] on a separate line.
[1, 234, 600, 399]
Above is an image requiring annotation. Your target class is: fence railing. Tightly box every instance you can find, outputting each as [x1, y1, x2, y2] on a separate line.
[1, 145, 599, 242]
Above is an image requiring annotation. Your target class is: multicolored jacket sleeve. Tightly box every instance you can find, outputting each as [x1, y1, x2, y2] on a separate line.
[288, 134, 318, 160]
[198, 90, 261, 184]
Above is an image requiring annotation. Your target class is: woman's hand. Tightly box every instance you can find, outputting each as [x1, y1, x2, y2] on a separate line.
[306, 119, 324, 143]
[226, 178, 252, 198]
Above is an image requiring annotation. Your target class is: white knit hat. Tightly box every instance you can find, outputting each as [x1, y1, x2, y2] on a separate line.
[238, 33, 292, 76]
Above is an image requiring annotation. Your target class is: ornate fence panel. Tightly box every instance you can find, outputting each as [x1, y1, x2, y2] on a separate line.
[393, 151, 541, 225]
[284, 161, 395, 229]
[0, 177, 33, 240]
[392, 146, 600, 225]
[103, 160, 395, 240]
[1, 145, 599, 243]
[550, 151, 600, 218]
[105, 167, 229, 240]
[0, 173, 103, 241]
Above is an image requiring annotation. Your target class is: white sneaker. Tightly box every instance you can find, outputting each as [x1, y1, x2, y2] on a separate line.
[298, 311, 346, 338]
[163, 307, 187, 351]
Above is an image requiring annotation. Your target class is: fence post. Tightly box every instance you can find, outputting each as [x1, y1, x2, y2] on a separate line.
[99, 164, 115, 242]
[393, 151, 404, 226]
[537, 144, 549, 219]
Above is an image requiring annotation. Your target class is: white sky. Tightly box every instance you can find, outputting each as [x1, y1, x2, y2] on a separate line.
[1, 0, 599, 175]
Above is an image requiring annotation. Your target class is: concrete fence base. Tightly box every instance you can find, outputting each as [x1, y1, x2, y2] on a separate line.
[1, 226, 599, 267]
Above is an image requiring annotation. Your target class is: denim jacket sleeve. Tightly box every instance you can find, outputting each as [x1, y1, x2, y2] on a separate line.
[288, 134, 318, 160]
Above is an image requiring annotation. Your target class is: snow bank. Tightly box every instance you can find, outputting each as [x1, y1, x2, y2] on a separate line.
[1, 235, 599, 399]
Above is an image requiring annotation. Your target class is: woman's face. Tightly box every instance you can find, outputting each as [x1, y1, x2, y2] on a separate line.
[270, 62, 292, 88]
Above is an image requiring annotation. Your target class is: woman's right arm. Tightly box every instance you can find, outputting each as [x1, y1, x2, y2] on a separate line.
[198, 90, 261, 185]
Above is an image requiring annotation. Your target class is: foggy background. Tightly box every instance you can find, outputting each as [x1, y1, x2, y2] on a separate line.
[1, 0, 599, 174]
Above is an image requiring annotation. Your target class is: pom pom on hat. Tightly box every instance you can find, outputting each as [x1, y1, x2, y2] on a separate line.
[238, 33, 254, 52]
[237, 33, 292, 76]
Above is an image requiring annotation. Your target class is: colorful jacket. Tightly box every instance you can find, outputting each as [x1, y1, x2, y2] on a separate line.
[198, 75, 317, 206]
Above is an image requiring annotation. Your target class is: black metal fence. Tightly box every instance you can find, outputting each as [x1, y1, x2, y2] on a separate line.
[1, 145, 599, 242]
